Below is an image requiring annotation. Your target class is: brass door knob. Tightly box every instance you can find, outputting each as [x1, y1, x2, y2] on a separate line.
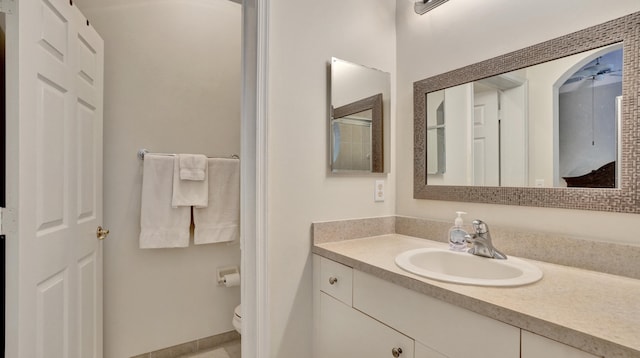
[328, 277, 338, 285]
[391, 347, 403, 357]
[96, 226, 110, 240]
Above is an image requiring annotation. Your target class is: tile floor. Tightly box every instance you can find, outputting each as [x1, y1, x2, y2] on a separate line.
[179, 339, 241, 358]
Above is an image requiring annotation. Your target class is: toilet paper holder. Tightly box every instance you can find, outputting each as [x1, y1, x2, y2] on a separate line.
[217, 266, 240, 285]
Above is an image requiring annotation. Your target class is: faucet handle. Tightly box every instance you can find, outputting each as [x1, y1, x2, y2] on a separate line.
[471, 219, 489, 234]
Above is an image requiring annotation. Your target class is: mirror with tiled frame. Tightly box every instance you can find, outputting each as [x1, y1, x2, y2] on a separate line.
[414, 11, 639, 213]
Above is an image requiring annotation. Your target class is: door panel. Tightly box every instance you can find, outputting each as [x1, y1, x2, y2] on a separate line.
[77, 34, 97, 84]
[40, 0, 68, 62]
[77, 100, 96, 222]
[78, 253, 98, 358]
[72, 5, 104, 358]
[35, 78, 68, 233]
[36, 270, 68, 358]
[473, 90, 500, 186]
[7, 0, 105, 356]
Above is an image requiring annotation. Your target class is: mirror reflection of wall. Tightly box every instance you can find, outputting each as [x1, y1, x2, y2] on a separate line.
[330, 57, 390, 173]
[559, 47, 622, 188]
[425, 43, 622, 188]
[332, 109, 373, 171]
[426, 91, 445, 175]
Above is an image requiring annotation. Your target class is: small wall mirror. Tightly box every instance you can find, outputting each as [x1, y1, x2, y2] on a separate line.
[330, 57, 390, 173]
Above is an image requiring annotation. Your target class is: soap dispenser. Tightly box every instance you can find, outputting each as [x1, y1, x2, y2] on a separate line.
[449, 211, 468, 251]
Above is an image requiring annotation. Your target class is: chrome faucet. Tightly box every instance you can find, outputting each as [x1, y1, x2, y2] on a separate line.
[465, 220, 507, 259]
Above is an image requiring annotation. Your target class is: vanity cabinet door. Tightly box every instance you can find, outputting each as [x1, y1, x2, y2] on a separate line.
[415, 342, 448, 358]
[353, 270, 520, 358]
[317, 292, 414, 358]
[521, 331, 602, 358]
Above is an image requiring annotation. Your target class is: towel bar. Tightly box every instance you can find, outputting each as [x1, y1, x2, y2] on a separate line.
[137, 148, 239, 160]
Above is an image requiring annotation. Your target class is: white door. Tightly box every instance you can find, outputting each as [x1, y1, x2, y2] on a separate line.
[473, 90, 500, 186]
[5, 0, 104, 356]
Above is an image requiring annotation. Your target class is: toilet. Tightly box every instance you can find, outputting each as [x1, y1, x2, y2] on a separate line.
[232, 304, 242, 334]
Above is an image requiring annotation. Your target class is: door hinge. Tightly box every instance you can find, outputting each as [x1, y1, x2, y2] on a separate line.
[0, 0, 16, 14]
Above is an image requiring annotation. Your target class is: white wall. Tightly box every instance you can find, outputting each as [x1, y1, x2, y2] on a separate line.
[396, 1, 640, 244]
[267, 0, 396, 356]
[75, 1, 241, 357]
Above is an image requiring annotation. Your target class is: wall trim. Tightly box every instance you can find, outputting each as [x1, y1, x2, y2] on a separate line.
[240, 0, 269, 357]
[255, 0, 270, 355]
[131, 331, 240, 358]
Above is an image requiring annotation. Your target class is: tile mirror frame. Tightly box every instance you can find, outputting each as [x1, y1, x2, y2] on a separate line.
[414, 11, 640, 213]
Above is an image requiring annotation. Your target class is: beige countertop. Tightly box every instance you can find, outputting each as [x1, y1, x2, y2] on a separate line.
[313, 234, 640, 358]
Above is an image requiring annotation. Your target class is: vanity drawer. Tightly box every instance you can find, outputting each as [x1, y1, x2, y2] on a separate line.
[319, 256, 353, 306]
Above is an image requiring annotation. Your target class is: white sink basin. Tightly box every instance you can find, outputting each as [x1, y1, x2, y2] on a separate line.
[395, 248, 543, 287]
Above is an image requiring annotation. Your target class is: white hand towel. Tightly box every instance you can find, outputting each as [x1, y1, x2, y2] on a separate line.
[139, 155, 190, 248]
[193, 158, 240, 245]
[171, 154, 209, 208]
[179, 154, 207, 181]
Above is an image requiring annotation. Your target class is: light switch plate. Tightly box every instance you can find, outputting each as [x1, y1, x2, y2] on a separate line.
[374, 180, 385, 202]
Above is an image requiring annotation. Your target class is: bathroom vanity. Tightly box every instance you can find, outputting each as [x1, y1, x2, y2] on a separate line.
[312, 233, 640, 358]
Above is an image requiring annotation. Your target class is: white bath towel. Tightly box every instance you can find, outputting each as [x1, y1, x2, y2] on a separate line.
[193, 158, 240, 245]
[139, 155, 191, 248]
[171, 154, 209, 208]
[179, 154, 207, 181]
